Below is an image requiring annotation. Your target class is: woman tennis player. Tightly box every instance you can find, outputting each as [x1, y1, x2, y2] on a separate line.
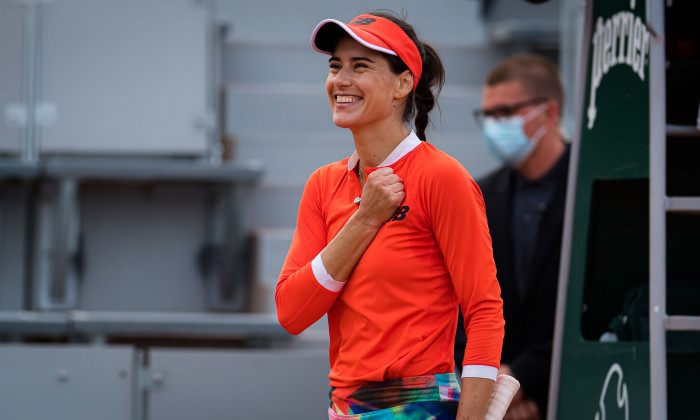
[276, 11, 505, 419]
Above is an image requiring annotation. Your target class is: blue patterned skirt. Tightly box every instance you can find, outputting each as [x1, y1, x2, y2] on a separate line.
[328, 373, 460, 419]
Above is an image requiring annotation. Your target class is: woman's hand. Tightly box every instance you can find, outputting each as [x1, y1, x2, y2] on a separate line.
[457, 377, 494, 420]
[355, 167, 405, 229]
[316, 167, 404, 283]
[499, 365, 541, 420]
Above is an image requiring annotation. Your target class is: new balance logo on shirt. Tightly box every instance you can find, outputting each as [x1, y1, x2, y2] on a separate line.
[391, 206, 409, 222]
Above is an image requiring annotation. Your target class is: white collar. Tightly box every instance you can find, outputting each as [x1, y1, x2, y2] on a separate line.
[347, 131, 422, 171]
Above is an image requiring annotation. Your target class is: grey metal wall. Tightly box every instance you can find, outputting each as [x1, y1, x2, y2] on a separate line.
[0, 345, 134, 420]
[0, 344, 330, 420]
[148, 347, 330, 419]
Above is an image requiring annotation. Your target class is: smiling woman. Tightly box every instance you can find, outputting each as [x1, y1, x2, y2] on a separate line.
[275, 11, 505, 420]
[325, 37, 412, 137]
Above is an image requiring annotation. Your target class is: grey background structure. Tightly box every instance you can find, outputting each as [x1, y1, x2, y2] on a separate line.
[0, 0, 584, 418]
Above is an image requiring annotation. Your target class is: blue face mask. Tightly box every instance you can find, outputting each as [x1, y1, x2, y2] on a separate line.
[483, 103, 547, 166]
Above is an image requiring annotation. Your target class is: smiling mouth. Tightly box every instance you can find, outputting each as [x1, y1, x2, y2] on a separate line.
[336, 95, 362, 104]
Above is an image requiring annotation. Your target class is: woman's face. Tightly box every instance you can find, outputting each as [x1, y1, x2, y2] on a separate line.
[326, 37, 407, 131]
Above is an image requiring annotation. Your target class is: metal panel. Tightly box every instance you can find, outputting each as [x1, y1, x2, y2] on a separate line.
[0, 344, 133, 420]
[0, 1, 24, 154]
[148, 347, 330, 420]
[39, 0, 208, 155]
[76, 183, 211, 312]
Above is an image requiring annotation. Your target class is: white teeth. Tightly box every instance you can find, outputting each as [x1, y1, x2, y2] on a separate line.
[336, 96, 360, 103]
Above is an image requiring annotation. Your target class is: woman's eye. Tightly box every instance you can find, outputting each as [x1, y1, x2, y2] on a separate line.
[354, 63, 368, 70]
[329, 63, 341, 71]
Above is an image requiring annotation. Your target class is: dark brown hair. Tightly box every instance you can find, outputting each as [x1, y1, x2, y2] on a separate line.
[370, 11, 445, 141]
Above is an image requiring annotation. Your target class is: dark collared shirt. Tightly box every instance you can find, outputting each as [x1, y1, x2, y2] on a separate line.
[511, 147, 569, 299]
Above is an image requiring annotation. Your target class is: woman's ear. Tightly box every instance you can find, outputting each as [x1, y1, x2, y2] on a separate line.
[395, 71, 414, 99]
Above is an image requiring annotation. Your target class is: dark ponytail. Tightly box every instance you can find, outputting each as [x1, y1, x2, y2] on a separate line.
[370, 11, 445, 141]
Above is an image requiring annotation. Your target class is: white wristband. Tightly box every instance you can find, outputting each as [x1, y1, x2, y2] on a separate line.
[461, 365, 498, 381]
[311, 254, 345, 292]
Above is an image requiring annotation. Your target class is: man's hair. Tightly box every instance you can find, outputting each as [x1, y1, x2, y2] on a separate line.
[485, 53, 563, 109]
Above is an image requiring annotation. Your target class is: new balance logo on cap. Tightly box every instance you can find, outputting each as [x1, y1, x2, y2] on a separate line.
[311, 14, 423, 90]
[351, 17, 376, 26]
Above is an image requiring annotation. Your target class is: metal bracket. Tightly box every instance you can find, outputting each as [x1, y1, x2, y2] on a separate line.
[192, 108, 216, 134]
[133, 349, 164, 420]
[4, 103, 58, 128]
[137, 365, 166, 393]
[202, 183, 250, 311]
[34, 178, 82, 310]
[36, 102, 58, 127]
[3, 104, 27, 129]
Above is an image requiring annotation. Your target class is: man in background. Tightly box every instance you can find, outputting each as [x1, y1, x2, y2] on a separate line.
[455, 53, 570, 420]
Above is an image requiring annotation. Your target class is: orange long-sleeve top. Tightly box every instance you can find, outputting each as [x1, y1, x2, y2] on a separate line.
[276, 132, 504, 389]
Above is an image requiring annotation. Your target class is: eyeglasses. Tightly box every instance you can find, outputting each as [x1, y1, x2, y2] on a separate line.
[472, 97, 548, 126]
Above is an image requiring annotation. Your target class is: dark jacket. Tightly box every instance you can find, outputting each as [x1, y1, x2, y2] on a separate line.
[455, 145, 570, 417]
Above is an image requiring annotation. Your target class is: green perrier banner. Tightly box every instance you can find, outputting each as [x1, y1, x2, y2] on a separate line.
[554, 0, 651, 419]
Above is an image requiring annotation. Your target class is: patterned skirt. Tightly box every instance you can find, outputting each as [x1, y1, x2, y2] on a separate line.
[328, 373, 460, 419]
